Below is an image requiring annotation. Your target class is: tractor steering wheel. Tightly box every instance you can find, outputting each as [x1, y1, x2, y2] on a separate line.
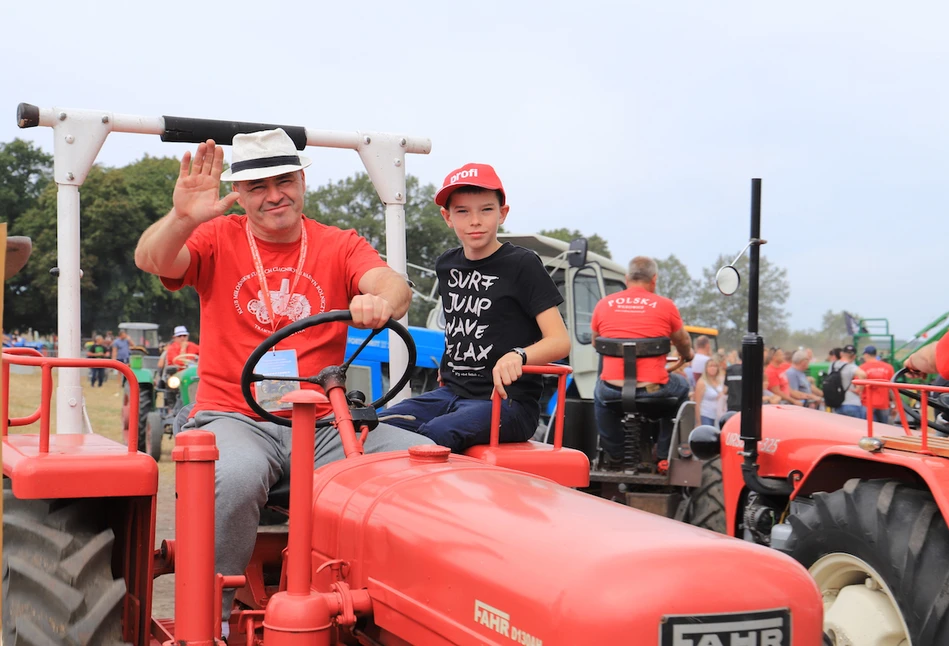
[893, 368, 949, 435]
[240, 310, 416, 428]
[173, 352, 199, 367]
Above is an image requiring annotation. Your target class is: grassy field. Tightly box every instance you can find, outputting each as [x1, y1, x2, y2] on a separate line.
[5, 367, 175, 479]
[7, 368, 124, 437]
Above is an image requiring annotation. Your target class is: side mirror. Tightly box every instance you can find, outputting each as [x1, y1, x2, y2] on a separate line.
[568, 238, 588, 268]
[715, 265, 741, 296]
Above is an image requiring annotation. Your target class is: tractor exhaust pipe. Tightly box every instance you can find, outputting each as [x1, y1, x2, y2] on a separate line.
[740, 179, 794, 497]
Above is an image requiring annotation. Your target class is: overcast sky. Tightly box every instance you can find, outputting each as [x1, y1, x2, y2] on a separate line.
[2, 1, 946, 340]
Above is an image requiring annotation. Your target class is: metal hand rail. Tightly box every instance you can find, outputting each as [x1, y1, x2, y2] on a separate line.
[855, 378, 949, 455]
[2, 350, 141, 453]
[489, 364, 572, 449]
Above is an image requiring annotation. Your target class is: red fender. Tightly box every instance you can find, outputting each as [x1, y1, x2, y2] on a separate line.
[719, 405, 949, 534]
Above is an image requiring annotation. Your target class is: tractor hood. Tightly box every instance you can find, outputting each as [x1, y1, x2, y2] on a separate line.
[309, 450, 822, 645]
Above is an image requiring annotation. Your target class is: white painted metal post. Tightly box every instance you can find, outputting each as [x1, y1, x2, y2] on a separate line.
[383, 203, 411, 402]
[44, 107, 112, 433]
[357, 133, 426, 404]
[55, 185, 84, 433]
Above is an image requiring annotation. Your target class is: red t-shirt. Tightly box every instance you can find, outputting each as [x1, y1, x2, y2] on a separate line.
[937, 334, 949, 380]
[860, 358, 894, 409]
[765, 363, 789, 396]
[590, 286, 683, 385]
[161, 215, 387, 419]
[166, 341, 200, 366]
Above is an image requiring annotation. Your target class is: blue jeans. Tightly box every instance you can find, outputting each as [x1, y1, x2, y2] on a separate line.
[89, 367, 106, 387]
[835, 404, 867, 419]
[700, 415, 717, 427]
[593, 373, 690, 462]
[871, 408, 890, 424]
[382, 386, 538, 453]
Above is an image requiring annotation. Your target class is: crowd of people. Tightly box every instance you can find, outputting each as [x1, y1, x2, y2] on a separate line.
[81, 326, 199, 387]
[673, 341, 898, 425]
[81, 329, 133, 386]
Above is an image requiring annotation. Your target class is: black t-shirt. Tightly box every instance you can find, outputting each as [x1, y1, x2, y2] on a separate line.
[87, 343, 107, 358]
[725, 363, 743, 411]
[437, 243, 564, 406]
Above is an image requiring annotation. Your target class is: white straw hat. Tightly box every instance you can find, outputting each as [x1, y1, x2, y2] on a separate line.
[220, 128, 312, 182]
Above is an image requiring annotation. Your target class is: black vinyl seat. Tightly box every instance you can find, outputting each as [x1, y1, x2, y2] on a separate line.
[174, 401, 291, 511]
[594, 336, 680, 472]
[265, 475, 290, 510]
[634, 397, 681, 419]
[594, 337, 676, 415]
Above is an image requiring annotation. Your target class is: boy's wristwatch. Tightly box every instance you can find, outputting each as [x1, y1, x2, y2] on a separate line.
[512, 347, 527, 365]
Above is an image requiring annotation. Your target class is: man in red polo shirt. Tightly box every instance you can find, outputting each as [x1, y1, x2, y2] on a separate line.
[764, 348, 802, 405]
[859, 345, 895, 424]
[161, 325, 201, 369]
[591, 256, 694, 470]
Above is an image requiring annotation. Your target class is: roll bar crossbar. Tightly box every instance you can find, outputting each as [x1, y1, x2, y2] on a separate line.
[16, 102, 431, 434]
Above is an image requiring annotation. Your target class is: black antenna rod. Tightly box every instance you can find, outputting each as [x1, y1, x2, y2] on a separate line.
[740, 178, 794, 497]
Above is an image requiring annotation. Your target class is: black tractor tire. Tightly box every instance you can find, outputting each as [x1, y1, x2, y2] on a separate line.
[781, 478, 949, 644]
[146, 411, 163, 462]
[683, 457, 726, 534]
[120, 384, 130, 435]
[2, 489, 131, 645]
[136, 386, 152, 454]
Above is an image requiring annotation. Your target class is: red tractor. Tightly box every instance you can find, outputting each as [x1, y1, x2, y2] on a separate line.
[4, 104, 826, 645]
[688, 179, 949, 645]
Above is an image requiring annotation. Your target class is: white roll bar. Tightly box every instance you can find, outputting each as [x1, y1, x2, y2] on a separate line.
[17, 103, 431, 434]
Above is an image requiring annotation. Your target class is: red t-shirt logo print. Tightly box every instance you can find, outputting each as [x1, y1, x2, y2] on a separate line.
[248, 277, 312, 325]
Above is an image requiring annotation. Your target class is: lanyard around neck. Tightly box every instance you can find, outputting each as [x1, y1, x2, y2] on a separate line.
[245, 218, 309, 337]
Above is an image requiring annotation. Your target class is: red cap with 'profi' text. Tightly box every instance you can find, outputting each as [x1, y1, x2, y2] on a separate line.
[434, 163, 506, 208]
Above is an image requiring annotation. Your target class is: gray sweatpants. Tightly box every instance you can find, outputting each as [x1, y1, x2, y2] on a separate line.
[181, 410, 434, 617]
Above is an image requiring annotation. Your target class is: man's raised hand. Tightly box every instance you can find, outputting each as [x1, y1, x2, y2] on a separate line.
[173, 140, 240, 223]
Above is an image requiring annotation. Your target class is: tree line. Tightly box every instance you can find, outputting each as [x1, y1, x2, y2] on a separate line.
[1, 138, 852, 352]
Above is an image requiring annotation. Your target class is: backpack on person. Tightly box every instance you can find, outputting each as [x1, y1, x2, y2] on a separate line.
[823, 361, 848, 409]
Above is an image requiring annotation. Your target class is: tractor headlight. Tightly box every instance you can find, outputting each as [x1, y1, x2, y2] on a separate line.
[167, 375, 181, 390]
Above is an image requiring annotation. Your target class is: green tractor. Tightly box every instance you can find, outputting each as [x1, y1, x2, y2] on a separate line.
[852, 311, 949, 373]
[118, 322, 201, 459]
[807, 311, 949, 389]
[119, 322, 160, 451]
[145, 352, 199, 460]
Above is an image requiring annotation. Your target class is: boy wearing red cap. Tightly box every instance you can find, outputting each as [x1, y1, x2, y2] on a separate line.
[383, 163, 570, 452]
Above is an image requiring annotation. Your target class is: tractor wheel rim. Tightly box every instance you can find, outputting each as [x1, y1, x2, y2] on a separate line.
[810, 553, 911, 646]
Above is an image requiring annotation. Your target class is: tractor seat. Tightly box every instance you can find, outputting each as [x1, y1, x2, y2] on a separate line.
[630, 396, 681, 419]
[464, 441, 590, 488]
[174, 402, 291, 510]
[595, 336, 680, 418]
[266, 474, 290, 510]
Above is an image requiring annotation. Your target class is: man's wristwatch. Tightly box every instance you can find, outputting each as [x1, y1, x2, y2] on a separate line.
[512, 347, 527, 365]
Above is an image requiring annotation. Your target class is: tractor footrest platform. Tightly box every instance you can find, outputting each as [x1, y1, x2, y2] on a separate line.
[3, 433, 159, 499]
[589, 469, 669, 486]
[464, 441, 590, 487]
[879, 434, 949, 458]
